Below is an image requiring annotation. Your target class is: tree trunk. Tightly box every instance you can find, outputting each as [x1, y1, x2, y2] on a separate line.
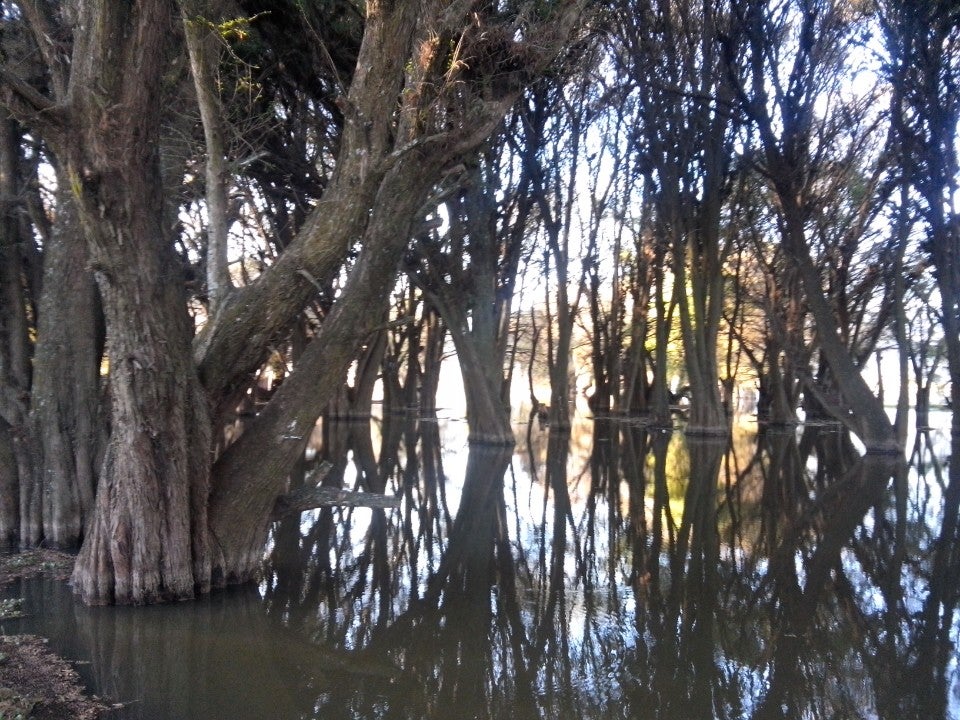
[2, 0, 584, 604]
[420, 309, 446, 415]
[28, 182, 103, 548]
[191, 0, 423, 401]
[446, 311, 514, 444]
[649, 250, 673, 427]
[730, 0, 898, 452]
[68, 178, 213, 603]
[0, 419, 19, 543]
[182, 6, 233, 314]
[0, 118, 33, 545]
[779, 199, 897, 451]
[423, 276, 513, 444]
[65, 0, 213, 604]
[207, 148, 460, 584]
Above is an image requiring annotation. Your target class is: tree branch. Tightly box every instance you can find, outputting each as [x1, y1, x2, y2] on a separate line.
[0, 66, 66, 144]
[271, 486, 401, 520]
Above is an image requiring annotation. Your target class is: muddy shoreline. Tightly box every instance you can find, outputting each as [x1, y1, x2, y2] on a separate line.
[0, 550, 110, 719]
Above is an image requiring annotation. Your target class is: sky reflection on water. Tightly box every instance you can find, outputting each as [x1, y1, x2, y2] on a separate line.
[4, 412, 959, 719]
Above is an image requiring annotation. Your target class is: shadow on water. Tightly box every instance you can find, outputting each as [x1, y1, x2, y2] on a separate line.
[4, 413, 960, 719]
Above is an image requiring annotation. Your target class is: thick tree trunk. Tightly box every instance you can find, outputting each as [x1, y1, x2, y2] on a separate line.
[2, 0, 583, 604]
[27, 182, 102, 548]
[0, 419, 19, 543]
[0, 118, 33, 545]
[192, 0, 422, 401]
[547, 259, 575, 432]
[204, 0, 576, 589]
[69, 190, 213, 604]
[65, 0, 213, 604]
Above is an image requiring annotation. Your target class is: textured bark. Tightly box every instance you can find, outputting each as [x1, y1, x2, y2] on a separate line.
[27, 182, 102, 548]
[204, 0, 581, 584]
[0, 419, 19, 543]
[191, 0, 421, 401]
[2, 0, 585, 603]
[419, 309, 446, 415]
[0, 118, 31, 544]
[61, 0, 213, 604]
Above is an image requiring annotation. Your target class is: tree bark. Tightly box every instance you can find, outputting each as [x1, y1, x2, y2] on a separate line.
[1, 0, 585, 604]
[206, 142, 465, 583]
[28, 181, 102, 548]
[191, 0, 423, 401]
[62, 0, 214, 604]
[0, 117, 32, 544]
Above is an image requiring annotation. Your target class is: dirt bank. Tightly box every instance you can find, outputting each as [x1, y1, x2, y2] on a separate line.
[0, 550, 110, 719]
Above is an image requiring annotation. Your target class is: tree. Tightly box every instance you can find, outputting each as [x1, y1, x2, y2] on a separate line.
[724, 0, 899, 451]
[881, 0, 960, 439]
[1, 0, 586, 603]
[617, 0, 739, 434]
[404, 140, 530, 445]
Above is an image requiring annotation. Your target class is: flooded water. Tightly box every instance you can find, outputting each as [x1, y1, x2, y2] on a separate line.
[3, 412, 959, 719]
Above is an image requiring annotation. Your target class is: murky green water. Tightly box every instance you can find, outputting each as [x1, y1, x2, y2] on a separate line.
[4, 413, 959, 719]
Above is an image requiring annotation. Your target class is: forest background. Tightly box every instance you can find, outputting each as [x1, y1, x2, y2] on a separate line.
[0, 0, 957, 605]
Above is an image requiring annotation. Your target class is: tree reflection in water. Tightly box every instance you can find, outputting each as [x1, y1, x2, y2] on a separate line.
[16, 415, 954, 719]
[253, 415, 960, 720]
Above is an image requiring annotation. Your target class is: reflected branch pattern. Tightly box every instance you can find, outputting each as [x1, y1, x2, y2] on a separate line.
[22, 417, 958, 719]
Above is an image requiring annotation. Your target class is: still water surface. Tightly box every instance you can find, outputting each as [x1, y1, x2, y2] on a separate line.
[4, 413, 959, 719]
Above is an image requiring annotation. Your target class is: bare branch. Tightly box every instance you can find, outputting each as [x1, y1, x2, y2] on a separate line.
[0, 65, 66, 144]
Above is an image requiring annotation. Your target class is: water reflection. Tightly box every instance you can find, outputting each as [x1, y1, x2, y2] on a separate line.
[3, 415, 959, 719]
